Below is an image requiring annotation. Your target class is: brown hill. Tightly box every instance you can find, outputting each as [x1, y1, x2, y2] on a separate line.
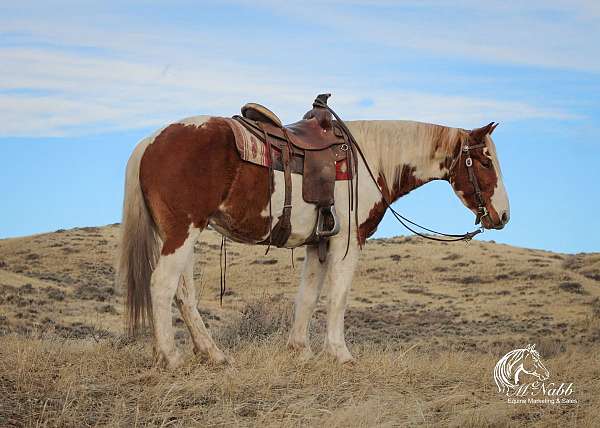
[1, 225, 599, 426]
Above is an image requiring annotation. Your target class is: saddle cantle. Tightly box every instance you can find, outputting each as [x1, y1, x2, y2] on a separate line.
[240, 103, 282, 127]
[228, 94, 356, 262]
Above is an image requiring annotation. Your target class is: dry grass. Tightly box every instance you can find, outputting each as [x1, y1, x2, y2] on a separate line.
[1, 226, 600, 426]
[1, 314, 599, 427]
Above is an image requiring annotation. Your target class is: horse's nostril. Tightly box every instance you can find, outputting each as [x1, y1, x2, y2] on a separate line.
[501, 212, 509, 224]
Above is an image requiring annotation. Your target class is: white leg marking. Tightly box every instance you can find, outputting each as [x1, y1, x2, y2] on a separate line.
[174, 252, 230, 365]
[324, 236, 359, 364]
[151, 229, 199, 369]
[288, 245, 327, 358]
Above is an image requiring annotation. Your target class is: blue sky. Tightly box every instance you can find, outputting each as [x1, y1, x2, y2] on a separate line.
[1, 1, 599, 253]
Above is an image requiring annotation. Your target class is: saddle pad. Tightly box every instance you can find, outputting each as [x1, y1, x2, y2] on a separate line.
[224, 118, 351, 180]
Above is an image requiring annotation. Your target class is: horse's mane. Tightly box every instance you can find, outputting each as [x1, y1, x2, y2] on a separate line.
[346, 120, 464, 191]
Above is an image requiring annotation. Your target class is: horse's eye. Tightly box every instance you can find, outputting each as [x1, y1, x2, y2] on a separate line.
[480, 159, 492, 169]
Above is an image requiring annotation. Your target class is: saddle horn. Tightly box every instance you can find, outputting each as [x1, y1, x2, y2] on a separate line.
[304, 93, 333, 129]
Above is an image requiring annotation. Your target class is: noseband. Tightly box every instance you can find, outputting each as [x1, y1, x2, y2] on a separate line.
[449, 141, 490, 225]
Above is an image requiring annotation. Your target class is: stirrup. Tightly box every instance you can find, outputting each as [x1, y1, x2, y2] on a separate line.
[316, 206, 340, 237]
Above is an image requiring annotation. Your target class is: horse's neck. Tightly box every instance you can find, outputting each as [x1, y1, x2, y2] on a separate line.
[347, 120, 463, 201]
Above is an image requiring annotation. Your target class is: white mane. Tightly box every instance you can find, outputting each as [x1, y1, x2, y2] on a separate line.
[346, 120, 465, 189]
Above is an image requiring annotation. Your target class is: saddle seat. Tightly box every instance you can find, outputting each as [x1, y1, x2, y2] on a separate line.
[240, 103, 283, 127]
[241, 95, 344, 151]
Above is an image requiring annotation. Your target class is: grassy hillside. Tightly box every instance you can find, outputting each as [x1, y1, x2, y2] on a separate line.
[1, 225, 599, 426]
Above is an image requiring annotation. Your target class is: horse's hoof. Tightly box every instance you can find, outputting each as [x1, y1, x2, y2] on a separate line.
[287, 340, 314, 360]
[340, 356, 356, 366]
[325, 343, 355, 365]
[155, 351, 184, 370]
[299, 347, 314, 361]
[206, 348, 233, 366]
[193, 347, 233, 366]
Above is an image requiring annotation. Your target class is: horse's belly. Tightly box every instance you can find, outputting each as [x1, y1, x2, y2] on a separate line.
[209, 169, 352, 248]
[264, 172, 318, 248]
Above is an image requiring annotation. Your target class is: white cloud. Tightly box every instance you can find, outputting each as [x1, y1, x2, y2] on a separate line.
[235, 0, 600, 72]
[0, 1, 587, 137]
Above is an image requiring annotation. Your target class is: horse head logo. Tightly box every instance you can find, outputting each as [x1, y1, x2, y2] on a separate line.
[493, 344, 550, 393]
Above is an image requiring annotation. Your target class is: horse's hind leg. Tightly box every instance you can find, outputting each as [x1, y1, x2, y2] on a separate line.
[174, 256, 229, 364]
[151, 228, 199, 369]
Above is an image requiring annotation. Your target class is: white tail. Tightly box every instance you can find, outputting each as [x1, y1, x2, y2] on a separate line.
[116, 138, 160, 335]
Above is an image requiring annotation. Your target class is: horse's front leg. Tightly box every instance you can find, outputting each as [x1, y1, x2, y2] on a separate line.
[324, 236, 359, 364]
[288, 245, 327, 358]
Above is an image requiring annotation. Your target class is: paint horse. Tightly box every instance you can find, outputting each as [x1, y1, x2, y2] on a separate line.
[117, 96, 510, 368]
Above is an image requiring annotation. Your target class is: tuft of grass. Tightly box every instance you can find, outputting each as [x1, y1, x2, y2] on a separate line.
[216, 295, 292, 349]
[559, 282, 586, 294]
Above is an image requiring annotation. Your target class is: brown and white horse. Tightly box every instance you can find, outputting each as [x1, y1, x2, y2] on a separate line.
[117, 115, 509, 368]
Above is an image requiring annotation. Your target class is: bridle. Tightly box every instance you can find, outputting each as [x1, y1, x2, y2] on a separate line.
[448, 139, 490, 226]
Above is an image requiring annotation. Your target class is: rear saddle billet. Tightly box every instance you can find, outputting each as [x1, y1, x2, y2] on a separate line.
[233, 94, 356, 262]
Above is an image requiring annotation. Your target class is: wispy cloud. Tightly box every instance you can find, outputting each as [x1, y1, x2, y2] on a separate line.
[0, 1, 588, 137]
[235, 0, 600, 72]
[1, 45, 575, 137]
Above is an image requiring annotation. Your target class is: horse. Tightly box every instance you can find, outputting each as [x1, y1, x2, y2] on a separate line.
[494, 344, 550, 393]
[117, 112, 510, 369]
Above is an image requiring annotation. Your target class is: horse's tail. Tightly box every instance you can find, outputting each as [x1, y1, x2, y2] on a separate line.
[116, 138, 160, 335]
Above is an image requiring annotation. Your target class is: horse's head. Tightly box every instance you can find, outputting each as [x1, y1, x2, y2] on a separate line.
[448, 122, 509, 230]
[521, 344, 550, 381]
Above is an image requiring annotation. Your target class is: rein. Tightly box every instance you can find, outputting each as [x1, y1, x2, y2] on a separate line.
[313, 98, 485, 243]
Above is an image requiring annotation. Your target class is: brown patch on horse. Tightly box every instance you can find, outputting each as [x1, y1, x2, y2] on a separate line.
[357, 167, 427, 245]
[357, 175, 389, 245]
[140, 118, 272, 255]
[430, 124, 454, 155]
[394, 165, 426, 198]
[448, 124, 502, 226]
[432, 126, 464, 175]
[210, 157, 273, 243]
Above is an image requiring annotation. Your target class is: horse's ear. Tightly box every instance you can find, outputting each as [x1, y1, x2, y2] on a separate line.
[490, 122, 499, 134]
[470, 122, 496, 140]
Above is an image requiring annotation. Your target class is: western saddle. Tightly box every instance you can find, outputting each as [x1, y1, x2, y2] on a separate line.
[233, 94, 356, 262]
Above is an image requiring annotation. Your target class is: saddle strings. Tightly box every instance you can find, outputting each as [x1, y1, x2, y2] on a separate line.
[342, 140, 360, 259]
[219, 236, 227, 306]
[262, 125, 274, 255]
[314, 99, 483, 243]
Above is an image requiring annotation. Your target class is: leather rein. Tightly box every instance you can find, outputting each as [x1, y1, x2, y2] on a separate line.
[314, 98, 486, 243]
